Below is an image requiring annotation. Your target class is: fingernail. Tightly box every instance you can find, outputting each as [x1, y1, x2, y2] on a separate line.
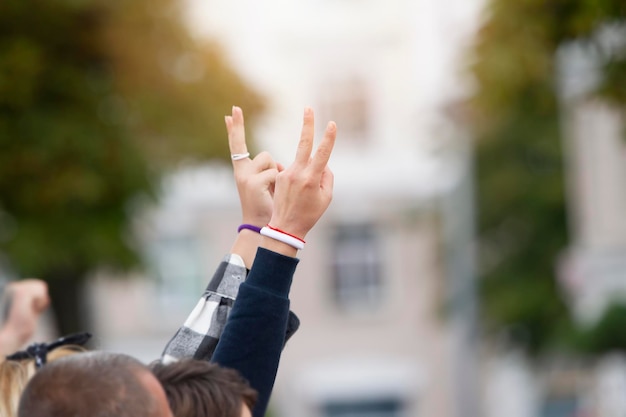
[304, 107, 312, 116]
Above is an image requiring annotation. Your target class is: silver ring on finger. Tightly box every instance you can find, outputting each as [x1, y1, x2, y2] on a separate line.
[231, 152, 250, 161]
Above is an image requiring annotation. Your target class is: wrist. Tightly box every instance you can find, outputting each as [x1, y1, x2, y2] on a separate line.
[238, 223, 262, 234]
[232, 226, 263, 268]
[266, 219, 308, 241]
[261, 225, 305, 249]
[0, 325, 22, 355]
[259, 236, 298, 258]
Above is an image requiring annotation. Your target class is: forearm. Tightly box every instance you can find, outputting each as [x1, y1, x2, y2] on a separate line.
[161, 254, 246, 363]
[230, 229, 264, 269]
[211, 247, 298, 417]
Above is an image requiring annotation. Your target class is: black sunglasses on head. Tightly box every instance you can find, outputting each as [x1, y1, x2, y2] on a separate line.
[6, 332, 92, 369]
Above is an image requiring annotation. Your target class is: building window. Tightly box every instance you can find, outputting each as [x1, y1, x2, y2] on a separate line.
[319, 75, 371, 143]
[322, 398, 405, 417]
[332, 223, 382, 310]
[540, 395, 580, 417]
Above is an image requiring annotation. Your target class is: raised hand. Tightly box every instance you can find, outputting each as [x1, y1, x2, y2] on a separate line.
[268, 107, 336, 241]
[0, 279, 50, 356]
[225, 106, 281, 228]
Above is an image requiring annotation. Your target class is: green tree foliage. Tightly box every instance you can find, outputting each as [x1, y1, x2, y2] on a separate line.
[100, 0, 265, 167]
[469, 0, 626, 354]
[0, 0, 264, 333]
[575, 303, 626, 353]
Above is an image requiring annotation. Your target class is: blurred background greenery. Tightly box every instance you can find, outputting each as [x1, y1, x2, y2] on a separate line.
[470, 0, 626, 356]
[0, 0, 264, 334]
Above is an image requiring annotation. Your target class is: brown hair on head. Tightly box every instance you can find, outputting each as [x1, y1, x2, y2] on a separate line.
[18, 351, 165, 417]
[151, 359, 257, 417]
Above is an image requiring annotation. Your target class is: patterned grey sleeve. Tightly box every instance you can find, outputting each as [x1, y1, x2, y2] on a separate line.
[161, 254, 246, 364]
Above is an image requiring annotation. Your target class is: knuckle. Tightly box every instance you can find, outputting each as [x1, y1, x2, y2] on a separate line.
[316, 148, 331, 160]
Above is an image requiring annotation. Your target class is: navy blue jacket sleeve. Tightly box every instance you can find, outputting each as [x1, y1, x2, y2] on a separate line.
[211, 247, 298, 417]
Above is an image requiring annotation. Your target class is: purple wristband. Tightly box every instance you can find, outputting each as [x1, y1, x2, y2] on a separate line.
[238, 224, 262, 234]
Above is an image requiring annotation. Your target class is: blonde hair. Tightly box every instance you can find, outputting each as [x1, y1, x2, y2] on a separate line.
[0, 346, 85, 417]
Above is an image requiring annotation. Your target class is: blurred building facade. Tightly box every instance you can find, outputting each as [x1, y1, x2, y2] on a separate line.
[558, 40, 626, 326]
[477, 37, 626, 417]
[551, 39, 626, 417]
[88, 1, 488, 417]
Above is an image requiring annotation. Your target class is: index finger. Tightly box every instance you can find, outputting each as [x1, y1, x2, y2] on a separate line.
[294, 107, 315, 165]
[226, 106, 248, 156]
[310, 121, 336, 173]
